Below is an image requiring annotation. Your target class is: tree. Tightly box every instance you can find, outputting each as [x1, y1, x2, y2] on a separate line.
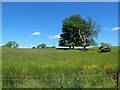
[99, 43, 111, 52]
[59, 14, 100, 50]
[5, 41, 19, 48]
[78, 16, 100, 49]
[37, 43, 46, 48]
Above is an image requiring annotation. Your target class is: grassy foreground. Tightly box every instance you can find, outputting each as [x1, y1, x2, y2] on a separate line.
[2, 47, 118, 88]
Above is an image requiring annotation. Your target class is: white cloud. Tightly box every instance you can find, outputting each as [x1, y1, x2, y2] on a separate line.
[112, 27, 120, 31]
[31, 32, 40, 36]
[49, 34, 60, 39]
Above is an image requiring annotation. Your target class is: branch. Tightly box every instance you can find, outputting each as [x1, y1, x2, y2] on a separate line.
[79, 29, 86, 46]
[83, 35, 86, 46]
[79, 29, 83, 42]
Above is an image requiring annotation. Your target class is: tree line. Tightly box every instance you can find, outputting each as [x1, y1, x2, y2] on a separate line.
[2, 42, 47, 49]
[2, 42, 56, 49]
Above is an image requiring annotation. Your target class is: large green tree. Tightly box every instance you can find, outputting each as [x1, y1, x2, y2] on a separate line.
[59, 14, 100, 49]
[5, 41, 19, 48]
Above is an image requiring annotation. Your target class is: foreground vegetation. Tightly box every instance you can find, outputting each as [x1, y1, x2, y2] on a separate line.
[2, 46, 118, 88]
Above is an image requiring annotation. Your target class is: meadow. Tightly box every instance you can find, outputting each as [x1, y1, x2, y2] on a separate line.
[2, 46, 118, 88]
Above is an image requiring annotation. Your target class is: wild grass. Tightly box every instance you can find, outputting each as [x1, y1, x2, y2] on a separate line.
[2, 46, 118, 88]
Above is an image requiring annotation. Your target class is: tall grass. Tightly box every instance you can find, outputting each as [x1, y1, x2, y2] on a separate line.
[2, 47, 118, 88]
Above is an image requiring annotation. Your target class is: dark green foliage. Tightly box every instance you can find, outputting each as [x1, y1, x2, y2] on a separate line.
[32, 47, 36, 49]
[5, 41, 19, 48]
[46, 46, 56, 48]
[52, 46, 56, 48]
[99, 43, 111, 52]
[37, 43, 46, 48]
[2, 45, 6, 47]
[59, 14, 100, 49]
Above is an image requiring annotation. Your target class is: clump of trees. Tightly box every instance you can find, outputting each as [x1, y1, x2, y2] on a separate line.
[37, 43, 46, 48]
[99, 43, 111, 52]
[4, 41, 19, 48]
[59, 14, 101, 50]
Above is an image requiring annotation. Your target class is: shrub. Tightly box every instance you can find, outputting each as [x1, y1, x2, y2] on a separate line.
[32, 47, 36, 49]
[2, 45, 6, 47]
[99, 43, 111, 52]
[37, 43, 46, 48]
[52, 46, 56, 48]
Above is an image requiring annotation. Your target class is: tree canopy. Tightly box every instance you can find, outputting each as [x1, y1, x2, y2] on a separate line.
[99, 42, 111, 52]
[5, 41, 19, 48]
[37, 43, 46, 48]
[59, 14, 101, 49]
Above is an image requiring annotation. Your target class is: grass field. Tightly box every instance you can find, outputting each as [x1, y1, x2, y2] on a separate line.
[2, 46, 118, 88]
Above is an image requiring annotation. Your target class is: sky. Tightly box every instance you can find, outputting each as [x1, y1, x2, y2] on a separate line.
[1, 0, 120, 2]
[2, 2, 119, 48]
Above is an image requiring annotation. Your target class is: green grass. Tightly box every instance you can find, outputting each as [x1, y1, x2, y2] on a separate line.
[2, 46, 118, 88]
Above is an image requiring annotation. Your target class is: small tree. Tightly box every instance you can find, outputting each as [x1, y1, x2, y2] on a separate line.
[5, 41, 19, 48]
[99, 43, 111, 52]
[37, 43, 46, 48]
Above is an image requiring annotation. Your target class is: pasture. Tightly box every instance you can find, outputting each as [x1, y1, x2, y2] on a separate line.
[2, 47, 118, 88]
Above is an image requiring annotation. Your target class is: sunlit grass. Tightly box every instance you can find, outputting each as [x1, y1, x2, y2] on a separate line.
[2, 46, 118, 88]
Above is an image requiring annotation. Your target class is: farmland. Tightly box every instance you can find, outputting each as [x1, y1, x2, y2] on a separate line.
[2, 46, 118, 88]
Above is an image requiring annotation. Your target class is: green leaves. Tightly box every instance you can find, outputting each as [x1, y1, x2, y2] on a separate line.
[37, 43, 46, 48]
[99, 43, 111, 52]
[5, 41, 19, 48]
[59, 14, 101, 49]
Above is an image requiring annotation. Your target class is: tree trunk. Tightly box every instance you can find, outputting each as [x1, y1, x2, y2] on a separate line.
[69, 46, 71, 49]
[79, 29, 87, 50]
[72, 46, 74, 49]
[83, 46, 86, 50]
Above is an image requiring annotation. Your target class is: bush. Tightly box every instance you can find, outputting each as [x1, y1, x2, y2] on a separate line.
[37, 43, 46, 48]
[32, 47, 36, 49]
[52, 46, 56, 48]
[99, 43, 111, 52]
[2, 45, 6, 47]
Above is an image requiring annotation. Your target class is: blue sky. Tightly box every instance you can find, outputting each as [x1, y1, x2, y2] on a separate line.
[2, 2, 118, 48]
